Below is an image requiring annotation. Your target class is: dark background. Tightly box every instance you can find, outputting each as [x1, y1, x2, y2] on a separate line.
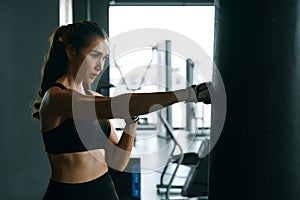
[0, 1, 57, 199]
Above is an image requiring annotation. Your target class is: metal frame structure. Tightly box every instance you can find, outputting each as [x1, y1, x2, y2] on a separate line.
[109, 0, 214, 6]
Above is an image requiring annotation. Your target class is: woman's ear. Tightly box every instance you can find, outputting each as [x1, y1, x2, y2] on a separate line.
[65, 44, 76, 61]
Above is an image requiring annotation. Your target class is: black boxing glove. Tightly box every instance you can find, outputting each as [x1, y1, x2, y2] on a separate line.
[186, 82, 211, 104]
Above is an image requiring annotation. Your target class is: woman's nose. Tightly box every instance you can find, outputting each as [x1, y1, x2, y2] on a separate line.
[95, 59, 104, 71]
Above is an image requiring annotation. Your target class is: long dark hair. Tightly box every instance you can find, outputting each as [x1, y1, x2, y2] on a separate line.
[32, 21, 108, 119]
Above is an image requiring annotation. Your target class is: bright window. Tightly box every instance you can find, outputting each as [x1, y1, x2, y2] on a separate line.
[108, 6, 214, 129]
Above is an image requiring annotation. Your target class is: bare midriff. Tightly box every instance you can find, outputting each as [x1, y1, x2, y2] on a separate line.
[47, 149, 108, 183]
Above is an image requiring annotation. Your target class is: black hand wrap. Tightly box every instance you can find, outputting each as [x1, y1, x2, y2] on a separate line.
[187, 82, 211, 104]
[124, 116, 140, 125]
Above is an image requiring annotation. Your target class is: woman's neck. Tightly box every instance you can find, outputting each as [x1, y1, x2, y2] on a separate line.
[58, 75, 85, 94]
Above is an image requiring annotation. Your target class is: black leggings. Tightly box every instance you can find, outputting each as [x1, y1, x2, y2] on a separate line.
[43, 172, 119, 200]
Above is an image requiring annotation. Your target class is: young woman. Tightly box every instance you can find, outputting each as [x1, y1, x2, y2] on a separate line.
[32, 21, 210, 200]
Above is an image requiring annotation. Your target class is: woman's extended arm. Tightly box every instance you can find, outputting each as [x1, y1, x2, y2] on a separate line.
[102, 88, 189, 119]
[42, 84, 209, 120]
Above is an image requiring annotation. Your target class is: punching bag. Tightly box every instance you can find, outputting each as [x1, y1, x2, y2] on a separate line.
[210, 0, 300, 200]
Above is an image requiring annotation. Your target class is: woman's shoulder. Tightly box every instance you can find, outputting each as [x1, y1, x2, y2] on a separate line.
[43, 86, 69, 101]
[40, 85, 72, 112]
[40, 86, 73, 119]
[87, 90, 103, 97]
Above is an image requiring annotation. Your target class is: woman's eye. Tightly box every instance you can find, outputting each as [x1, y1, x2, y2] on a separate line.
[90, 54, 99, 59]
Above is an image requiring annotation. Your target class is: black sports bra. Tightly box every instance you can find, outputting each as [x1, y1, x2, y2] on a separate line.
[42, 83, 111, 154]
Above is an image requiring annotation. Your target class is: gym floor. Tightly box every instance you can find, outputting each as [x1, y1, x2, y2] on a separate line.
[133, 129, 210, 200]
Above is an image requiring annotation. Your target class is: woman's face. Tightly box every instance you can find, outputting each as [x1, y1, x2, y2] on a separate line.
[76, 36, 109, 84]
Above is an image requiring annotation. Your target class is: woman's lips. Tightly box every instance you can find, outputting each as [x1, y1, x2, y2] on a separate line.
[91, 73, 98, 78]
